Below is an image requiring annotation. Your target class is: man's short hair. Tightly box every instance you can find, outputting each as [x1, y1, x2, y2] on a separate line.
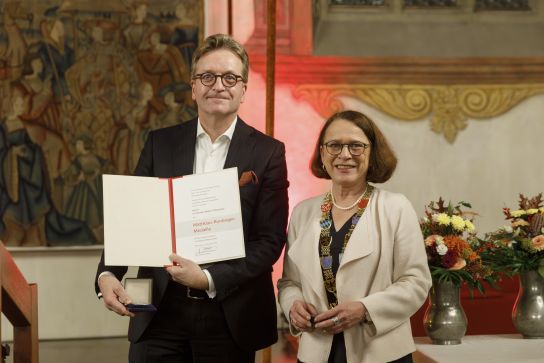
[191, 34, 249, 83]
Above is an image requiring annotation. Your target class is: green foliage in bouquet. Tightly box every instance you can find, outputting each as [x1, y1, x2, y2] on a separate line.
[482, 194, 544, 278]
[421, 198, 496, 293]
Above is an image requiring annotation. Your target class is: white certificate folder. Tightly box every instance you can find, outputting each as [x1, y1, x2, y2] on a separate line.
[103, 167, 245, 267]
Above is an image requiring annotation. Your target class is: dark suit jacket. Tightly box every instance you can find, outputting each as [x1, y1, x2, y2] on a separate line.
[95, 118, 289, 351]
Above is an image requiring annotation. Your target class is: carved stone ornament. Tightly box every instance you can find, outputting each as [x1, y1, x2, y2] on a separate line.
[294, 84, 544, 143]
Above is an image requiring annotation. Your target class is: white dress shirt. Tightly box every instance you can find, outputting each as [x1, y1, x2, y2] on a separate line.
[194, 117, 237, 297]
[194, 117, 237, 174]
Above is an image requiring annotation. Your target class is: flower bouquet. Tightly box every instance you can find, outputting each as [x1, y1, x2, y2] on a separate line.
[482, 193, 544, 338]
[482, 194, 544, 278]
[420, 198, 495, 344]
[421, 198, 494, 292]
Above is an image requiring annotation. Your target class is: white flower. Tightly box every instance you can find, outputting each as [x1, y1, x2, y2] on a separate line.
[503, 225, 513, 233]
[436, 244, 448, 256]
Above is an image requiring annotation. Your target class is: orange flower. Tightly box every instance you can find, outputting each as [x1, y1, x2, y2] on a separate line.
[449, 258, 467, 271]
[466, 251, 478, 262]
[425, 235, 442, 246]
[511, 219, 529, 228]
[531, 235, 544, 252]
[443, 235, 470, 257]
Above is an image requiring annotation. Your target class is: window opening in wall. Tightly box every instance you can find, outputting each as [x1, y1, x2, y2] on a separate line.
[329, 0, 386, 6]
[474, 0, 531, 11]
[404, 0, 458, 7]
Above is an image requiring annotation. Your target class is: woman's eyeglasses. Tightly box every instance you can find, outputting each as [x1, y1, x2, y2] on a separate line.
[322, 141, 370, 156]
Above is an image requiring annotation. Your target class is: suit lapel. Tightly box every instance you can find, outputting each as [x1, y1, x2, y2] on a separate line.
[339, 197, 375, 268]
[173, 119, 198, 176]
[224, 118, 254, 175]
[288, 205, 329, 302]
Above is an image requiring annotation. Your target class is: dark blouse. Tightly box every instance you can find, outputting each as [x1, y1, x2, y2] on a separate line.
[329, 215, 354, 276]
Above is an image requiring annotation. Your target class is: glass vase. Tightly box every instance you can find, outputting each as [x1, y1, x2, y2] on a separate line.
[423, 279, 467, 345]
[512, 270, 544, 338]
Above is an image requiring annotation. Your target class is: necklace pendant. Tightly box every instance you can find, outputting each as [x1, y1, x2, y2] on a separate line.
[321, 202, 332, 213]
[352, 214, 361, 225]
[358, 199, 369, 209]
[320, 218, 332, 229]
[320, 256, 333, 269]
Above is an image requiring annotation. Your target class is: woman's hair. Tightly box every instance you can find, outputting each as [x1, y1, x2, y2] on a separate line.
[310, 110, 397, 183]
[191, 34, 249, 83]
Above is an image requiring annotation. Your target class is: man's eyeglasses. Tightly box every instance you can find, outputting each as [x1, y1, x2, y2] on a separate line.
[323, 141, 370, 156]
[193, 72, 245, 88]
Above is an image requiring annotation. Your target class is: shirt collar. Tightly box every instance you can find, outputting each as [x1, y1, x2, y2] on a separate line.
[196, 117, 238, 142]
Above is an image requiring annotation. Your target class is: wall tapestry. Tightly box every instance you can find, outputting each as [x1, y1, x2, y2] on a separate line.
[0, 0, 202, 247]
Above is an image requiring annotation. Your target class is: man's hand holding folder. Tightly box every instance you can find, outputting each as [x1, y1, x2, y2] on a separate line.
[164, 253, 209, 290]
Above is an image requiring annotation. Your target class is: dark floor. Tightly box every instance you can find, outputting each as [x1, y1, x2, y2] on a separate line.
[2, 331, 298, 363]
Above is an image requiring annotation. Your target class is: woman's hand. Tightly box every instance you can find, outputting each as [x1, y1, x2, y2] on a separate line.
[314, 301, 365, 334]
[289, 300, 318, 332]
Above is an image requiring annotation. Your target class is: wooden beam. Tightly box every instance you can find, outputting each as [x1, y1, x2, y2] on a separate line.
[1, 245, 32, 325]
[0, 243, 39, 362]
[250, 55, 544, 85]
[14, 284, 38, 363]
[261, 1, 277, 362]
[227, 0, 233, 36]
[265, 0, 277, 137]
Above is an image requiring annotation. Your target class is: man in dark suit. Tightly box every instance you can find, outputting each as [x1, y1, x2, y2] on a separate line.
[95, 34, 289, 363]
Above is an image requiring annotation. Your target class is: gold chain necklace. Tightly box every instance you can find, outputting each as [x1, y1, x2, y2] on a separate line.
[319, 185, 374, 309]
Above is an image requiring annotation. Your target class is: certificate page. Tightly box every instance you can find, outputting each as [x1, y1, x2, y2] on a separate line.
[172, 167, 245, 264]
[103, 174, 172, 267]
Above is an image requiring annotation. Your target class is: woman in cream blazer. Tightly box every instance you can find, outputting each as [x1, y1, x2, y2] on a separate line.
[278, 111, 431, 363]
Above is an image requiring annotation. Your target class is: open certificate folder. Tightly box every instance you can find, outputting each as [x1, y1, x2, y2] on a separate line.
[103, 167, 245, 267]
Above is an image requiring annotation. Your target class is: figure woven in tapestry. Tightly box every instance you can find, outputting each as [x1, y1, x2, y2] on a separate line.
[0, 0, 202, 246]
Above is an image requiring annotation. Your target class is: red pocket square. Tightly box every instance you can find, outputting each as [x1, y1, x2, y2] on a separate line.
[239, 171, 259, 186]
